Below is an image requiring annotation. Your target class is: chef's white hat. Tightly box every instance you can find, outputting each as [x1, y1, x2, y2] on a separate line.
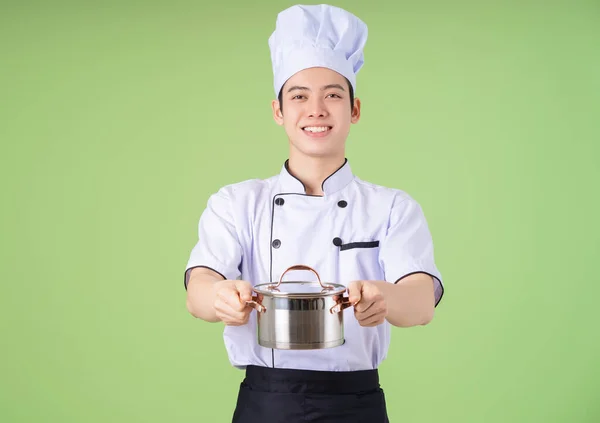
[268, 4, 368, 97]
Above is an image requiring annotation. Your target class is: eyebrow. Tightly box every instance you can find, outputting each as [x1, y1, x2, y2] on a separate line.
[286, 83, 346, 93]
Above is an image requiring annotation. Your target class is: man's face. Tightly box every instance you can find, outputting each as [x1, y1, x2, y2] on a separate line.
[272, 67, 361, 159]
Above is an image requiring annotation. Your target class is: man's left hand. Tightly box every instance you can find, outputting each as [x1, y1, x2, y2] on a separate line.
[347, 280, 388, 327]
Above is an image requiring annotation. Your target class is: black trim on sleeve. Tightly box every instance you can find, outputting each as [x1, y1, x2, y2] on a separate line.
[394, 271, 445, 307]
[183, 265, 226, 291]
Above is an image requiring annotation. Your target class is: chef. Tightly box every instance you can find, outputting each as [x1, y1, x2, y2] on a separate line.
[184, 4, 444, 422]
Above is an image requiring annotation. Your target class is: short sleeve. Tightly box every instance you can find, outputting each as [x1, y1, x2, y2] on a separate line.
[183, 188, 243, 290]
[379, 195, 444, 307]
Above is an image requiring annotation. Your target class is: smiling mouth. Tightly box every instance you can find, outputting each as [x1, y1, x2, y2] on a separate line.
[302, 126, 332, 133]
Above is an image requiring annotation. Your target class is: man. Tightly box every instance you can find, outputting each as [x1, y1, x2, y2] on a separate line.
[184, 4, 444, 422]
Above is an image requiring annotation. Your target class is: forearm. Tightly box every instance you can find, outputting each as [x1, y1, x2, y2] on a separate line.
[186, 269, 222, 322]
[371, 273, 436, 327]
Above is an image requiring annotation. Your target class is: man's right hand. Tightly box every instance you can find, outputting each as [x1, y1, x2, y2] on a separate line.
[213, 280, 255, 326]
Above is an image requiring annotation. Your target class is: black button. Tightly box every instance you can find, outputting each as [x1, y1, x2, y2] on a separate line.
[272, 239, 281, 248]
[275, 198, 284, 206]
[332, 237, 342, 246]
[337, 200, 347, 208]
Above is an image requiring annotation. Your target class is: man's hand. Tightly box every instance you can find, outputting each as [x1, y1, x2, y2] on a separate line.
[347, 280, 388, 327]
[213, 280, 254, 326]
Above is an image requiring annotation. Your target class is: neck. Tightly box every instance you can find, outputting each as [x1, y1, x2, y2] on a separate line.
[287, 151, 346, 196]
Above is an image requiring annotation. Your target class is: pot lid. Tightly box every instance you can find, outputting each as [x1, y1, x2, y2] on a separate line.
[253, 265, 346, 297]
[254, 280, 346, 297]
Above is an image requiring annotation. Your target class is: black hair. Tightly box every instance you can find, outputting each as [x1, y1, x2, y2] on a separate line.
[278, 77, 355, 115]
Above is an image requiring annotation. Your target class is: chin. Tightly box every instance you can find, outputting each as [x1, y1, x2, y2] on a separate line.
[288, 132, 341, 157]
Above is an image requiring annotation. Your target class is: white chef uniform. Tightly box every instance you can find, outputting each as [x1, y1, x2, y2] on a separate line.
[184, 159, 444, 371]
[185, 6, 445, 422]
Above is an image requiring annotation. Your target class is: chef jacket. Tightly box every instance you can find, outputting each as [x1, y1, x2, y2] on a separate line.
[184, 159, 444, 372]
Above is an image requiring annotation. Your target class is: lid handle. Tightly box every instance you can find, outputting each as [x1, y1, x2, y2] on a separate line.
[268, 265, 334, 290]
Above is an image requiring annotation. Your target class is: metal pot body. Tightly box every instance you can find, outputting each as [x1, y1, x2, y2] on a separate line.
[247, 265, 354, 350]
[256, 294, 345, 350]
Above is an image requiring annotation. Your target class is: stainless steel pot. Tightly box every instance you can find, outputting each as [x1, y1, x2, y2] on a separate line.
[245, 265, 354, 350]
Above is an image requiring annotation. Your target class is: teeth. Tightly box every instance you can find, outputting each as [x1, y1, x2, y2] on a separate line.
[303, 126, 330, 133]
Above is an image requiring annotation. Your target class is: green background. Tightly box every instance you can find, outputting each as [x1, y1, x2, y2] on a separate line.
[2, 0, 599, 421]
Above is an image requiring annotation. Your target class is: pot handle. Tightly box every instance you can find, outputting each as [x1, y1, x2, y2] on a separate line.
[330, 296, 354, 314]
[270, 264, 334, 290]
[245, 298, 266, 313]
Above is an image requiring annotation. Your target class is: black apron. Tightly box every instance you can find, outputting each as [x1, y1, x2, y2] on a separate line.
[231, 365, 390, 423]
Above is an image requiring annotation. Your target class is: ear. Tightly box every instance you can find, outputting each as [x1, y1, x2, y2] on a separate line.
[272, 99, 284, 125]
[351, 98, 361, 124]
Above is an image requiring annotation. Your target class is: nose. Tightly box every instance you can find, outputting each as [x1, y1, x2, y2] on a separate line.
[307, 97, 328, 118]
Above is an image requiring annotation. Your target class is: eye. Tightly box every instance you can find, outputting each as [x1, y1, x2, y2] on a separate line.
[327, 93, 342, 98]
[292, 95, 305, 100]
